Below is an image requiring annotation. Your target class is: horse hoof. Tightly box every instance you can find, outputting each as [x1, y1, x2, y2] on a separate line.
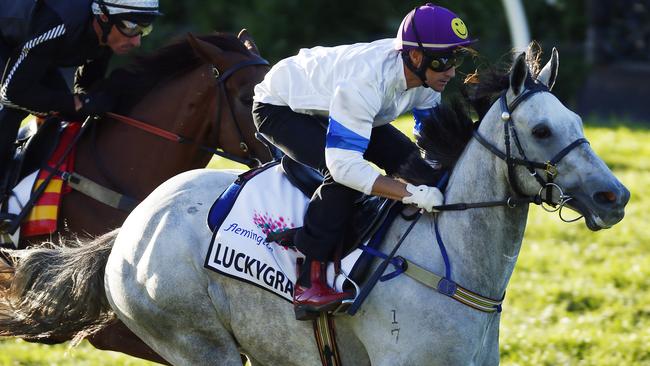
[294, 307, 318, 321]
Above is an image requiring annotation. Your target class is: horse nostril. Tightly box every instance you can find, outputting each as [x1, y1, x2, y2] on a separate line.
[594, 191, 617, 205]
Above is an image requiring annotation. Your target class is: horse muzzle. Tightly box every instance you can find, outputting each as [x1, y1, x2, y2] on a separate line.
[565, 180, 630, 231]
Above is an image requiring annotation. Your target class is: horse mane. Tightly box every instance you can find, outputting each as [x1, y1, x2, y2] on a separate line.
[105, 33, 252, 113]
[414, 97, 475, 170]
[414, 42, 545, 170]
[462, 42, 544, 119]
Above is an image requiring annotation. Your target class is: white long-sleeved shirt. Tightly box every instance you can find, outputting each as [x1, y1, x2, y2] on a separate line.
[254, 38, 440, 194]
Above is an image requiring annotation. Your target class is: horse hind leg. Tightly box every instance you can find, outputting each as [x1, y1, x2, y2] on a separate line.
[119, 322, 243, 366]
[107, 286, 242, 365]
[106, 261, 243, 365]
[87, 320, 171, 365]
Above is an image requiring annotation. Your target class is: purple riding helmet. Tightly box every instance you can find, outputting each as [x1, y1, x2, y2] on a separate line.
[396, 3, 476, 86]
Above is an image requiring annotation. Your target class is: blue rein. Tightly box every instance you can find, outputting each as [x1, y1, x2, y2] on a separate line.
[359, 171, 453, 284]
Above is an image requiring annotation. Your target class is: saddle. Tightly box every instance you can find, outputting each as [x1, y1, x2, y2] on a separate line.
[206, 156, 402, 300]
[2, 117, 63, 193]
[280, 156, 396, 256]
[0, 118, 80, 246]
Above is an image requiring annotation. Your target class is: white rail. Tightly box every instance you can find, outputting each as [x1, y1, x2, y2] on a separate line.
[501, 0, 531, 53]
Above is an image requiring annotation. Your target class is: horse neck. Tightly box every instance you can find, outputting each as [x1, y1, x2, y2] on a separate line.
[80, 65, 216, 197]
[430, 109, 529, 299]
[147, 64, 216, 135]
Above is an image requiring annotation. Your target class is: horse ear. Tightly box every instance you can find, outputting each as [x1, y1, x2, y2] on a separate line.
[537, 47, 559, 91]
[509, 52, 528, 96]
[237, 28, 261, 56]
[186, 32, 224, 64]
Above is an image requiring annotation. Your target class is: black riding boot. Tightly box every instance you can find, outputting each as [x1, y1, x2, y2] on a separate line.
[0, 107, 27, 186]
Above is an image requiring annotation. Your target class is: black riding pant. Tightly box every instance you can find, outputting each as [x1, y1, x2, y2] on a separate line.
[0, 107, 28, 180]
[0, 45, 24, 180]
[253, 102, 441, 261]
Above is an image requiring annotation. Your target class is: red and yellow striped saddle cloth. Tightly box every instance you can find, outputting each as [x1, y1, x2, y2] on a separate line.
[21, 123, 81, 237]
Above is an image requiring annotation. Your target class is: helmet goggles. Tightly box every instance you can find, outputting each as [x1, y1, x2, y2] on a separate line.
[425, 49, 466, 72]
[115, 19, 153, 37]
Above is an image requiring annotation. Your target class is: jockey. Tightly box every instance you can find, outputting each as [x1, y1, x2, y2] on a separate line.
[0, 0, 161, 180]
[253, 3, 476, 319]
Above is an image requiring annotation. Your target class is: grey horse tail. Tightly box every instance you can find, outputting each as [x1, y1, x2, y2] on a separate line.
[0, 229, 118, 345]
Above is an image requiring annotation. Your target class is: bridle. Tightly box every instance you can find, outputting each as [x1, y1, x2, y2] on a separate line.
[210, 57, 270, 165]
[438, 83, 590, 222]
[351, 83, 593, 315]
[106, 56, 270, 168]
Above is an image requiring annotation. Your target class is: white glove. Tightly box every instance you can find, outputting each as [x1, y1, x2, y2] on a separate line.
[402, 184, 443, 212]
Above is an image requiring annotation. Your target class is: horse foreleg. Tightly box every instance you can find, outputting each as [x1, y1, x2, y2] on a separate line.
[87, 320, 171, 365]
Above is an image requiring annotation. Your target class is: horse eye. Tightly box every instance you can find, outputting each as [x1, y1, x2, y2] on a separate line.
[532, 124, 552, 139]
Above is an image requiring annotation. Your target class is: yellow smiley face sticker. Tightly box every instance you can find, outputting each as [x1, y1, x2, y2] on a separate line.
[451, 17, 468, 39]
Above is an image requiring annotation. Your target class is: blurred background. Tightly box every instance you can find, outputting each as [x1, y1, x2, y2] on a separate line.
[125, 0, 650, 122]
[2, 1, 649, 365]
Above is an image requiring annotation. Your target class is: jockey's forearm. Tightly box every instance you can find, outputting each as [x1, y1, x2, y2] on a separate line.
[370, 175, 409, 201]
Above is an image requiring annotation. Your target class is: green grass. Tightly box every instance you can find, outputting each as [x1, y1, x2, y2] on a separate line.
[0, 338, 157, 365]
[1, 118, 648, 365]
[500, 123, 650, 366]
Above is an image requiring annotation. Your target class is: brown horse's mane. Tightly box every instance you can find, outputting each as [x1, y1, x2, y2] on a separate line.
[107, 32, 252, 113]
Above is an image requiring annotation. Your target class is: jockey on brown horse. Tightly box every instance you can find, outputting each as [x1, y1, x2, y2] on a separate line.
[0, 0, 161, 204]
[0, 1, 273, 363]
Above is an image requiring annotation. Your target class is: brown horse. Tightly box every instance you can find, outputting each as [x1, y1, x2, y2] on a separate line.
[3, 30, 272, 364]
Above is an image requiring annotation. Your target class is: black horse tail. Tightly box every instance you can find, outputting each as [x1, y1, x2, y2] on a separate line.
[415, 97, 475, 170]
[0, 230, 118, 345]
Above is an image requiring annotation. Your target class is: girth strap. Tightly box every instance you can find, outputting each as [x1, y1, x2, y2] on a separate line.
[312, 312, 342, 366]
[60, 171, 139, 211]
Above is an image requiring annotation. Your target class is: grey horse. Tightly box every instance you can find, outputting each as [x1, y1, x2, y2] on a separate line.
[0, 48, 629, 365]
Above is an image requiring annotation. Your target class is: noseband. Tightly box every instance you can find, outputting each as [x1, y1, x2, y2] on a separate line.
[211, 58, 270, 166]
[472, 84, 589, 219]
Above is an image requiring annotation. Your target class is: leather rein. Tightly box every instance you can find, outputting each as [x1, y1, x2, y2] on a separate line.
[108, 57, 270, 167]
